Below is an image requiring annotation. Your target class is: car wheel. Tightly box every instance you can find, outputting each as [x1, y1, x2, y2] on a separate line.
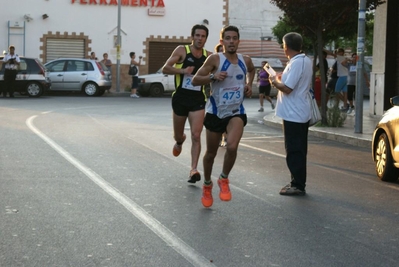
[374, 133, 399, 182]
[150, 84, 164, 97]
[138, 88, 150, 97]
[26, 82, 44, 97]
[83, 82, 99, 96]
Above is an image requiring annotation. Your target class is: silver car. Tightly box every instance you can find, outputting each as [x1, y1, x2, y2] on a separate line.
[45, 58, 112, 96]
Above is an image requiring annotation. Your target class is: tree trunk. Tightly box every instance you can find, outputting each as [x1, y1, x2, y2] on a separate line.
[316, 26, 328, 125]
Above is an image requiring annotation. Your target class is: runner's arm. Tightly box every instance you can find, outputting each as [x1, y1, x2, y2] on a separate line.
[162, 46, 186, 75]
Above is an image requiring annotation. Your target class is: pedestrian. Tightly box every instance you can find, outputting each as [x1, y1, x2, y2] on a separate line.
[89, 52, 97, 60]
[326, 59, 338, 103]
[215, 43, 223, 53]
[161, 24, 212, 183]
[101, 53, 112, 71]
[102, 53, 112, 93]
[341, 53, 370, 114]
[334, 48, 349, 111]
[258, 61, 275, 112]
[192, 25, 255, 207]
[129, 52, 142, 98]
[2, 45, 20, 98]
[269, 32, 312, 196]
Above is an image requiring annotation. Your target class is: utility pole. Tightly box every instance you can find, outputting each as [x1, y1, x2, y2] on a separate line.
[355, 0, 366, 133]
[116, 0, 122, 92]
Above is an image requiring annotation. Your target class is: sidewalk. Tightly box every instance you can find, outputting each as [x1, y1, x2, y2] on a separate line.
[262, 99, 381, 148]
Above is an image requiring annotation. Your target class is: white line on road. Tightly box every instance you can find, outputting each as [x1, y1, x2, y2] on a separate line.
[26, 115, 215, 267]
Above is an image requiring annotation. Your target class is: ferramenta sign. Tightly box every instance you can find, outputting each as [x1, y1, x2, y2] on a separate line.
[71, 0, 165, 7]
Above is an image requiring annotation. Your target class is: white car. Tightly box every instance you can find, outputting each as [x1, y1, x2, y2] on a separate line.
[137, 68, 174, 97]
[45, 58, 112, 96]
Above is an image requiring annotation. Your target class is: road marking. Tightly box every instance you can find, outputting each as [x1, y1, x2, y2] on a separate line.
[239, 143, 286, 158]
[26, 115, 215, 267]
[240, 142, 399, 191]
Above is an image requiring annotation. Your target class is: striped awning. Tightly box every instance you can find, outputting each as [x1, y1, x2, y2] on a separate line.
[237, 40, 287, 66]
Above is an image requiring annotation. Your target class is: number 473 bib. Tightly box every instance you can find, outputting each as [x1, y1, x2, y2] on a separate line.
[219, 85, 244, 105]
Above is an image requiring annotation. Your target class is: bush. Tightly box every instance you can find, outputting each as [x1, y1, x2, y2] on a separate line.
[327, 102, 346, 127]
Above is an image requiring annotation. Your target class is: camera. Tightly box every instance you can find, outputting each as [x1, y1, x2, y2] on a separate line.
[8, 58, 15, 64]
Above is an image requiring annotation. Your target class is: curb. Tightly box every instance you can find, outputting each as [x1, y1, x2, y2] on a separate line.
[263, 117, 371, 149]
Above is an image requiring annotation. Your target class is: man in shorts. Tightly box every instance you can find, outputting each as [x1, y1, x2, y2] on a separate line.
[192, 25, 255, 208]
[162, 24, 212, 183]
[334, 48, 349, 110]
[258, 61, 274, 111]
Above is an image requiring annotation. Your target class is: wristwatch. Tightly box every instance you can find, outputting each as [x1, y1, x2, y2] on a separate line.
[209, 73, 216, 82]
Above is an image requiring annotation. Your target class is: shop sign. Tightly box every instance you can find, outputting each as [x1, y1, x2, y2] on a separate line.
[148, 8, 165, 16]
[71, 0, 165, 7]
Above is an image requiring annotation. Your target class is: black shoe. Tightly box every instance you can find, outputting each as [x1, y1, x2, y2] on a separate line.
[188, 170, 201, 183]
[9, 94, 14, 98]
[279, 184, 306, 196]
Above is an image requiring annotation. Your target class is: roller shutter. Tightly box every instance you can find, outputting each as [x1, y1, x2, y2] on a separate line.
[148, 42, 190, 74]
[46, 39, 85, 62]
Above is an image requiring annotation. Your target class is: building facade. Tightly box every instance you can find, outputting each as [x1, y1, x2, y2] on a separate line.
[1, 0, 284, 91]
[371, 0, 399, 115]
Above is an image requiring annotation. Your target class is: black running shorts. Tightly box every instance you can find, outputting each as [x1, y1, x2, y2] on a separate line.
[203, 113, 247, 133]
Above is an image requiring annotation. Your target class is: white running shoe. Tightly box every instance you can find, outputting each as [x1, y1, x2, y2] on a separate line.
[130, 94, 140, 98]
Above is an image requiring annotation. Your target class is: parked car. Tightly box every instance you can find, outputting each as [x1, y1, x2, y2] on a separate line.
[0, 57, 51, 97]
[137, 68, 174, 97]
[44, 58, 111, 96]
[372, 95, 399, 182]
[138, 68, 211, 97]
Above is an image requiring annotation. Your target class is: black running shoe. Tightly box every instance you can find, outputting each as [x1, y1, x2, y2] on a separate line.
[188, 170, 201, 183]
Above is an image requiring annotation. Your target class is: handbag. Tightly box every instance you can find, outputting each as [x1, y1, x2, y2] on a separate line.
[308, 88, 321, 126]
[128, 65, 138, 76]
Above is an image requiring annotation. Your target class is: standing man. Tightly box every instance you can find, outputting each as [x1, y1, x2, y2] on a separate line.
[192, 25, 255, 207]
[129, 52, 142, 98]
[162, 24, 211, 183]
[334, 48, 349, 111]
[101, 53, 112, 93]
[269, 32, 312, 196]
[258, 61, 274, 112]
[2, 45, 20, 98]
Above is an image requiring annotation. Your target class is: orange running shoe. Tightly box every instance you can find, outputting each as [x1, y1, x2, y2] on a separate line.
[201, 182, 213, 208]
[217, 178, 231, 201]
[172, 134, 186, 157]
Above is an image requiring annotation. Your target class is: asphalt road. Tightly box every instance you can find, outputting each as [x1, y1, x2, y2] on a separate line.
[1, 93, 398, 267]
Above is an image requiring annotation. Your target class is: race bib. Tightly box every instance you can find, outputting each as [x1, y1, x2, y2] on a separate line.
[182, 74, 201, 91]
[219, 85, 244, 106]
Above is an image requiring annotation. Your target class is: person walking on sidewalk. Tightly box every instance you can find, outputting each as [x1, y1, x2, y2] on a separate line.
[341, 53, 370, 114]
[258, 61, 274, 112]
[2, 45, 20, 98]
[162, 24, 212, 183]
[192, 25, 255, 207]
[269, 32, 312, 196]
[129, 52, 142, 98]
[334, 48, 349, 110]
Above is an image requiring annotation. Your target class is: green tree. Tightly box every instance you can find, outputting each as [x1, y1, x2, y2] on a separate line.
[270, 0, 385, 125]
